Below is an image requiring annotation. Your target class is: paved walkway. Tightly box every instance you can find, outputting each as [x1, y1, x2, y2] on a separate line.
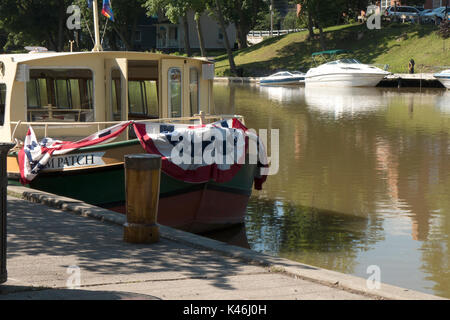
[0, 186, 444, 300]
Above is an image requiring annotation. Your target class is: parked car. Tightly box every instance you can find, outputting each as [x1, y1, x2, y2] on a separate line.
[385, 6, 421, 21]
[420, 9, 433, 15]
[423, 7, 449, 24]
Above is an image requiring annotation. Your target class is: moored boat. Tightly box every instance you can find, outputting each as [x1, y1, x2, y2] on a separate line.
[259, 71, 305, 86]
[1, 50, 266, 234]
[305, 50, 390, 87]
[434, 69, 450, 89]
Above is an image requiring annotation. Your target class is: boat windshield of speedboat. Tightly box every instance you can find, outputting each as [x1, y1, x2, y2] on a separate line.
[327, 58, 362, 65]
[266, 71, 299, 78]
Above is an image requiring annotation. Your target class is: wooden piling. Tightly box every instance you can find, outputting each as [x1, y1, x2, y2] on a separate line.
[123, 154, 162, 244]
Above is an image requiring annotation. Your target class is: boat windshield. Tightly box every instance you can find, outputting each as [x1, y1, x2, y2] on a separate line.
[271, 72, 293, 77]
[26, 68, 94, 122]
[337, 59, 361, 64]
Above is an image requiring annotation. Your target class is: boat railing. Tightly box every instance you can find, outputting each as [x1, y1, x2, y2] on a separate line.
[10, 114, 245, 142]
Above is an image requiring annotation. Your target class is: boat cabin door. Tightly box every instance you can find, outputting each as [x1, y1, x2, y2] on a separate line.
[105, 58, 128, 121]
[161, 59, 189, 119]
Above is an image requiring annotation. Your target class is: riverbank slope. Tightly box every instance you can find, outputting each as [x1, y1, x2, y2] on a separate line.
[214, 23, 450, 77]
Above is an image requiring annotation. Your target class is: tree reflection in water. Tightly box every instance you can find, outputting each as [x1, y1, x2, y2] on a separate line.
[245, 197, 384, 274]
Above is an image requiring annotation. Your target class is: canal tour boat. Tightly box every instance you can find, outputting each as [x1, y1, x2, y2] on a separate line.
[434, 69, 450, 89]
[305, 50, 390, 87]
[0, 49, 267, 233]
[259, 71, 305, 86]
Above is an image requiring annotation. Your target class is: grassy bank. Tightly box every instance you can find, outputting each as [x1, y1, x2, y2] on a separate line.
[214, 23, 450, 76]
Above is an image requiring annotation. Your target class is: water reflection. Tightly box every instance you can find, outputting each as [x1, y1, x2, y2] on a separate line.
[258, 85, 305, 103]
[245, 198, 383, 274]
[214, 83, 450, 298]
[304, 87, 388, 119]
[435, 91, 450, 113]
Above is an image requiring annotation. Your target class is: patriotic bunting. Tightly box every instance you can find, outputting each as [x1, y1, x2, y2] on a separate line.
[133, 118, 268, 188]
[18, 118, 267, 189]
[18, 121, 130, 184]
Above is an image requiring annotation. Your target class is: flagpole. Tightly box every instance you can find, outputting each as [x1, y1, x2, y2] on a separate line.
[92, 0, 103, 52]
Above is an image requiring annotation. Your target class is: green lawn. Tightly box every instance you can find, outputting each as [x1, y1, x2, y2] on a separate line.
[214, 23, 450, 76]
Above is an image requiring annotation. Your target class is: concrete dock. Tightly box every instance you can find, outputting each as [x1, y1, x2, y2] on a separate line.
[0, 186, 444, 300]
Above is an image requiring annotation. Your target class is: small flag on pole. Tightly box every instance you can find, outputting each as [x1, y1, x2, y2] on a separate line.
[101, 0, 115, 22]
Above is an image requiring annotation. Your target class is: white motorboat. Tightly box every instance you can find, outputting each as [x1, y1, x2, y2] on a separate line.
[305, 50, 390, 87]
[259, 71, 305, 86]
[434, 69, 450, 89]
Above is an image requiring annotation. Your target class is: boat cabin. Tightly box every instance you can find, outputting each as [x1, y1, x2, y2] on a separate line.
[0, 51, 215, 142]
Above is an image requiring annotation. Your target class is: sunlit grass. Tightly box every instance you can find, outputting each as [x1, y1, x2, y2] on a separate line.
[215, 23, 450, 76]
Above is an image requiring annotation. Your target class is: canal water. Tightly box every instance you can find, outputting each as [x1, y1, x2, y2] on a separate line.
[212, 83, 450, 298]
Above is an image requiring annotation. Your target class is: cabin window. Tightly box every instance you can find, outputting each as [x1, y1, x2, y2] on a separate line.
[112, 61, 160, 121]
[128, 80, 159, 119]
[0, 84, 6, 126]
[168, 68, 182, 118]
[189, 68, 199, 116]
[26, 69, 94, 122]
[111, 69, 122, 121]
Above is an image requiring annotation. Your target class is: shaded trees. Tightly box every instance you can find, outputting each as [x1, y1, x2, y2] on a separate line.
[76, 0, 146, 51]
[296, 0, 371, 50]
[0, 0, 73, 52]
[0, 0, 148, 52]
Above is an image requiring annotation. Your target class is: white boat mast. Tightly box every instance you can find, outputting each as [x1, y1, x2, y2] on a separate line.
[92, 0, 103, 52]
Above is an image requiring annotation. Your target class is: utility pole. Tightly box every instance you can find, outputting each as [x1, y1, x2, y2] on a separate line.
[270, 0, 274, 37]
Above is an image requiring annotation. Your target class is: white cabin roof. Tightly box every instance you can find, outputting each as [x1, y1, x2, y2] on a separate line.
[2, 52, 82, 63]
[1, 51, 212, 64]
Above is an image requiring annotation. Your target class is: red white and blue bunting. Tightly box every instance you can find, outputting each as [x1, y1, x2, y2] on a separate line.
[18, 118, 267, 189]
[18, 121, 131, 184]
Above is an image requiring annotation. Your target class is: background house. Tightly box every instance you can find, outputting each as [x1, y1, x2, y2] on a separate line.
[155, 10, 236, 52]
[111, 11, 236, 53]
[133, 14, 158, 51]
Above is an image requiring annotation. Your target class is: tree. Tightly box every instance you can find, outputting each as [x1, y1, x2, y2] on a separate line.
[76, 0, 147, 51]
[282, 10, 301, 30]
[215, 0, 267, 50]
[208, 0, 237, 74]
[143, 0, 192, 56]
[0, 0, 73, 52]
[0, 0, 149, 52]
[254, 8, 282, 30]
[296, 0, 371, 43]
[191, 0, 208, 57]
[295, 0, 316, 39]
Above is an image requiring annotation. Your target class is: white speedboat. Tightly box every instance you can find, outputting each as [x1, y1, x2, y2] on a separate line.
[305, 52, 390, 87]
[434, 69, 450, 89]
[259, 71, 305, 86]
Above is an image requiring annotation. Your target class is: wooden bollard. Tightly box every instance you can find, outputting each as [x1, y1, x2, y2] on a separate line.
[123, 154, 162, 244]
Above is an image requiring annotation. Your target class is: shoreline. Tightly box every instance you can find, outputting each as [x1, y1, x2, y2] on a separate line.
[214, 73, 447, 88]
